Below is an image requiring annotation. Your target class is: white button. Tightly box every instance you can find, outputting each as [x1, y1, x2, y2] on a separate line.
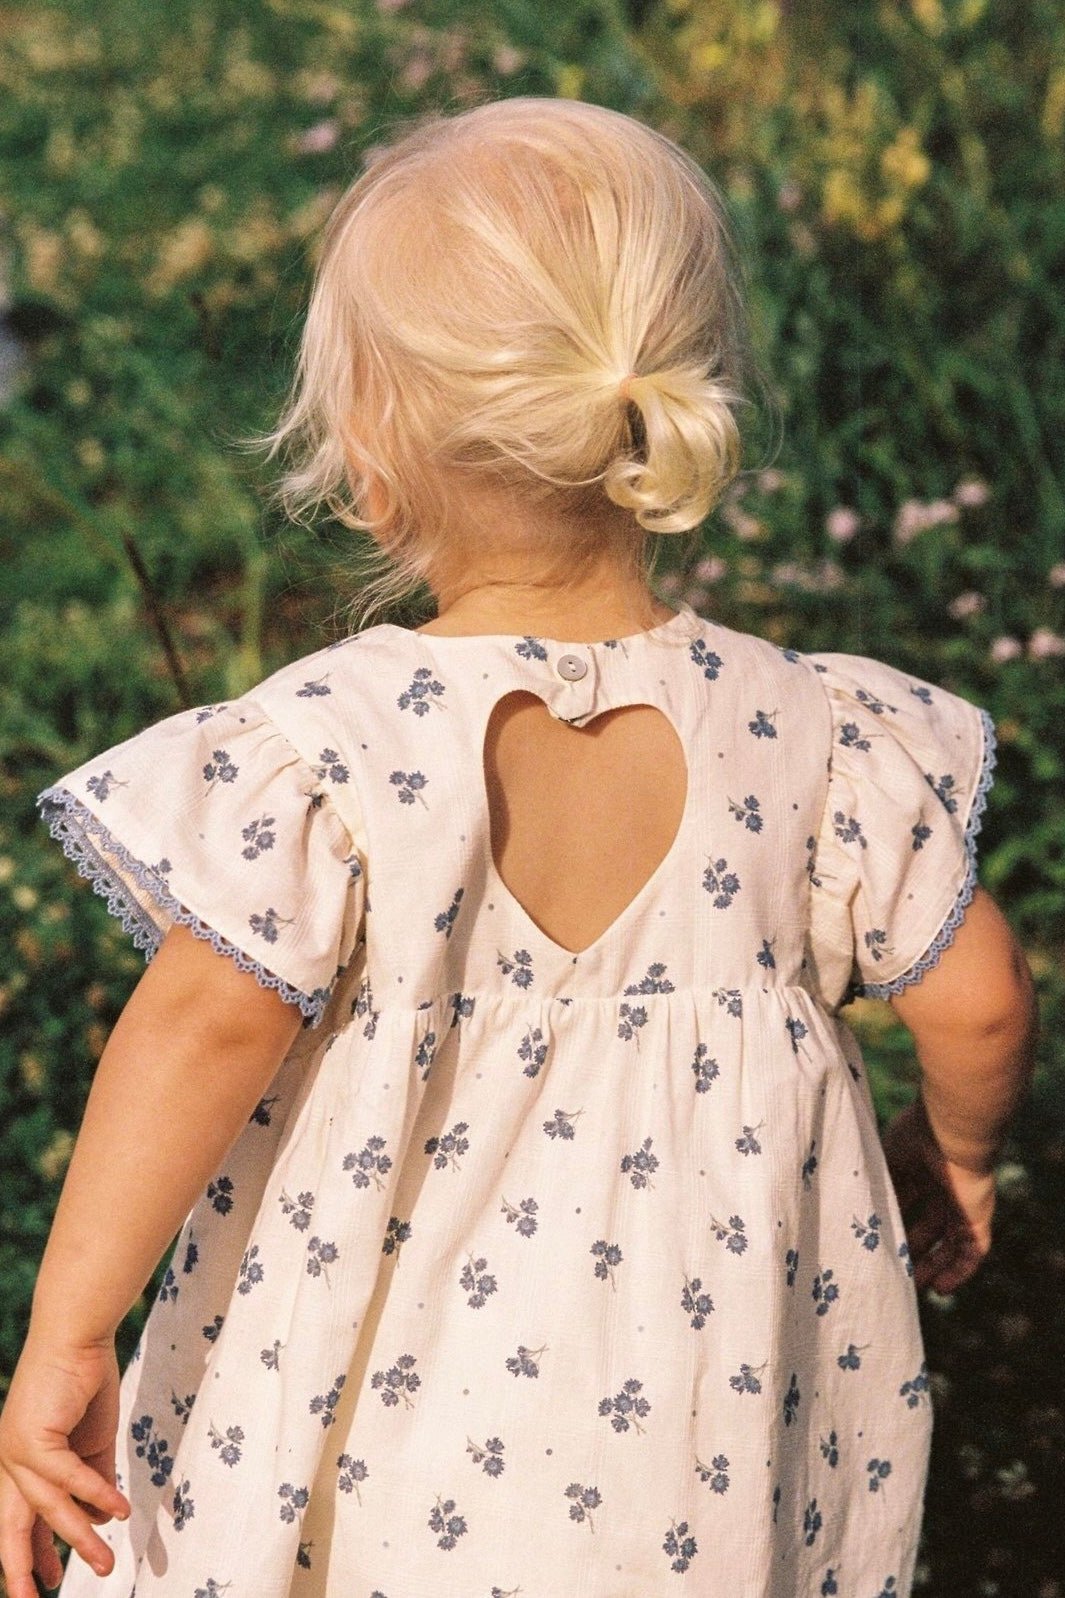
[556, 653, 588, 681]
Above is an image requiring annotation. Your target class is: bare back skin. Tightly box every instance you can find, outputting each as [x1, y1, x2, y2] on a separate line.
[483, 691, 687, 954]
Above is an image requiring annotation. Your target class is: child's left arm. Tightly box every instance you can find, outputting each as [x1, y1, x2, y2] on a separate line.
[0, 924, 303, 1598]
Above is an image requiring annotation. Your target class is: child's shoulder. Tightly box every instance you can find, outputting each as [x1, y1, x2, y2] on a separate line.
[248, 623, 408, 706]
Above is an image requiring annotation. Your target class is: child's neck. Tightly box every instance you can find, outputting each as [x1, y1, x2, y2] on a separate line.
[418, 571, 678, 642]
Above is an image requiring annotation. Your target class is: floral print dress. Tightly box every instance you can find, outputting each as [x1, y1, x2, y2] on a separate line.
[39, 601, 996, 1598]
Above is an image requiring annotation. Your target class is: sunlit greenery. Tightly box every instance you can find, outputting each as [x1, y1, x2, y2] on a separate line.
[1, 3, 1062, 1592]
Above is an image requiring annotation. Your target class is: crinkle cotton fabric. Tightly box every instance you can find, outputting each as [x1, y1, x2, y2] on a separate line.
[39, 603, 996, 1598]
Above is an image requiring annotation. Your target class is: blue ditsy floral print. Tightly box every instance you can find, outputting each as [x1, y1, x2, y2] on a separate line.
[729, 793, 763, 831]
[501, 1194, 538, 1236]
[496, 947, 533, 987]
[467, 1434, 506, 1475]
[428, 1495, 467, 1550]
[696, 1453, 730, 1493]
[620, 1136, 658, 1188]
[691, 1043, 720, 1093]
[598, 1378, 651, 1435]
[729, 1361, 766, 1395]
[202, 750, 238, 790]
[370, 1352, 420, 1408]
[131, 1415, 174, 1487]
[564, 1481, 601, 1529]
[899, 1364, 931, 1408]
[681, 1273, 714, 1330]
[44, 612, 982, 1597]
[172, 1478, 195, 1531]
[390, 769, 428, 806]
[336, 1453, 369, 1501]
[459, 1254, 498, 1308]
[309, 1376, 346, 1428]
[689, 638, 723, 680]
[735, 1122, 764, 1156]
[592, 1238, 623, 1289]
[852, 1212, 882, 1250]
[663, 1517, 698, 1573]
[623, 961, 674, 994]
[207, 1421, 244, 1466]
[398, 667, 446, 714]
[381, 1215, 412, 1257]
[617, 1001, 648, 1044]
[702, 856, 741, 907]
[748, 709, 778, 738]
[278, 1482, 310, 1522]
[506, 1343, 546, 1379]
[425, 1121, 470, 1172]
[343, 1136, 393, 1190]
[241, 815, 276, 860]
[518, 1025, 547, 1076]
[812, 1268, 840, 1316]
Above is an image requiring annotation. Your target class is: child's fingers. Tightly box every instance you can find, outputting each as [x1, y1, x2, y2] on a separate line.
[31, 1511, 66, 1592]
[0, 1469, 40, 1598]
[3, 1455, 123, 1580]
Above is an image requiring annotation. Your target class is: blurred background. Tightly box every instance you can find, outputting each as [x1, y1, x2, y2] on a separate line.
[0, 1, 1062, 1592]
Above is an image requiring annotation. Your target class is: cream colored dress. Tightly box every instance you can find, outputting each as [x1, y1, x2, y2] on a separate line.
[40, 602, 995, 1598]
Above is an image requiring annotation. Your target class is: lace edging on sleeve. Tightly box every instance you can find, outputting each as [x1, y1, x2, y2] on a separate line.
[38, 786, 336, 1026]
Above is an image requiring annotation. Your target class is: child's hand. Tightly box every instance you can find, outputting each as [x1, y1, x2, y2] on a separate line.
[880, 1097, 996, 1294]
[0, 1331, 131, 1596]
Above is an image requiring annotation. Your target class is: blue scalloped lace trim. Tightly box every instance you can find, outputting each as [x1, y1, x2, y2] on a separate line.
[37, 786, 329, 1026]
[850, 705, 998, 1002]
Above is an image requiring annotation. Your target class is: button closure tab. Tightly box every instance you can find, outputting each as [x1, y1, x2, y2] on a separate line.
[556, 652, 588, 682]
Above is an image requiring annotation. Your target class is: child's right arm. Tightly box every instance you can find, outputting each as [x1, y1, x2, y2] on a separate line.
[880, 884, 1039, 1293]
[0, 924, 304, 1597]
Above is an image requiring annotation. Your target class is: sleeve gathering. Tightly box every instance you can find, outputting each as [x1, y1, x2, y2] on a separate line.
[37, 696, 366, 1027]
[801, 650, 997, 1011]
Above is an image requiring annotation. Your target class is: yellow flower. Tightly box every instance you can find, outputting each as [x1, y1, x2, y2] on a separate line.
[148, 218, 214, 296]
[881, 127, 931, 191]
[38, 1130, 75, 1183]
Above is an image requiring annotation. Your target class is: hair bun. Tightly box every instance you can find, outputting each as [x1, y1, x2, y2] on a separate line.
[605, 365, 745, 534]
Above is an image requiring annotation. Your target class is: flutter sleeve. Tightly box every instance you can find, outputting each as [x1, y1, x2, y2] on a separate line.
[36, 696, 366, 1027]
[802, 651, 997, 1011]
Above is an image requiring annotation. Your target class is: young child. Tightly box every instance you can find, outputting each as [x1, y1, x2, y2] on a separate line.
[0, 97, 1037, 1598]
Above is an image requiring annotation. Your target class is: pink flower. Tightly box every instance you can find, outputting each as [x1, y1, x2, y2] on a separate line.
[892, 497, 959, 545]
[694, 555, 727, 583]
[492, 45, 525, 76]
[756, 468, 786, 494]
[304, 72, 340, 105]
[1028, 628, 1065, 660]
[952, 476, 990, 509]
[825, 506, 859, 544]
[924, 498, 961, 527]
[947, 591, 986, 620]
[1048, 562, 1065, 588]
[990, 636, 1023, 664]
[723, 505, 765, 541]
[296, 121, 339, 156]
[777, 180, 802, 213]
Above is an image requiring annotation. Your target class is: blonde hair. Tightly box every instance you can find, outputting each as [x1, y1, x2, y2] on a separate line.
[263, 96, 762, 622]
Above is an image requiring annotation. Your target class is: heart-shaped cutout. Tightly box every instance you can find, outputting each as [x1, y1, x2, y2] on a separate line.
[483, 691, 689, 955]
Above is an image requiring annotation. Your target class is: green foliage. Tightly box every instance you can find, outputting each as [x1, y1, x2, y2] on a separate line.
[0, 3, 1062, 1592]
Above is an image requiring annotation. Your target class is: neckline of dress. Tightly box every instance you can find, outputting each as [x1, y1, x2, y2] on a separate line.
[390, 600, 704, 650]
